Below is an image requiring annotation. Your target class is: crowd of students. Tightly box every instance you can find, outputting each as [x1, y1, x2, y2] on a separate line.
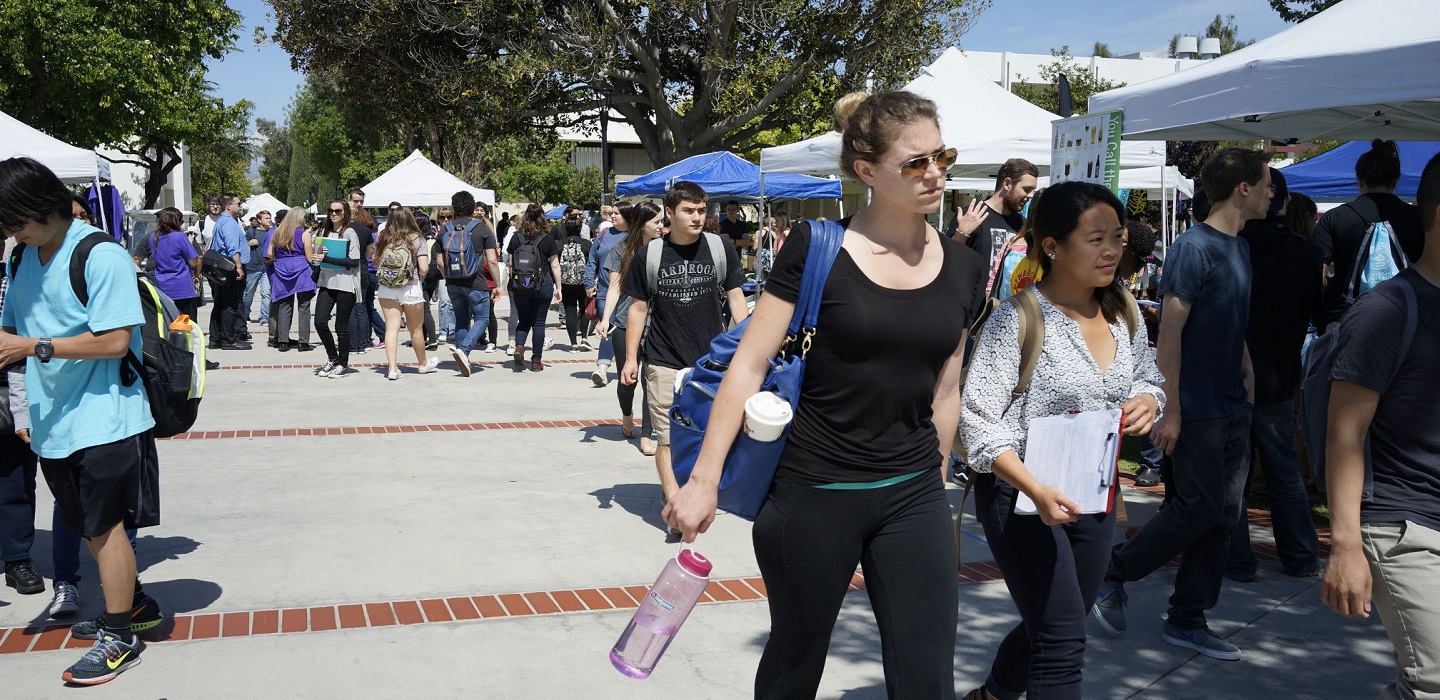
[0, 89, 1437, 697]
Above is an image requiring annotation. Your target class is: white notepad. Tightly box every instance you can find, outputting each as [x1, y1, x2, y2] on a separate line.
[1014, 408, 1124, 516]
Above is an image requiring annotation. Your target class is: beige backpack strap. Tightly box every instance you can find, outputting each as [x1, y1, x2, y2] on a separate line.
[1012, 287, 1045, 399]
[1118, 286, 1139, 339]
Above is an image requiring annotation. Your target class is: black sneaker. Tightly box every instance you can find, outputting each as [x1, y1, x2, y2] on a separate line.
[949, 459, 971, 488]
[71, 596, 165, 640]
[4, 559, 44, 594]
[62, 630, 144, 685]
[1091, 584, 1128, 634]
[1133, 465, 1162, 487]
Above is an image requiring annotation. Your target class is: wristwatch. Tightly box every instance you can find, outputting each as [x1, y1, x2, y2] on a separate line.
[34, 338, 53, 363]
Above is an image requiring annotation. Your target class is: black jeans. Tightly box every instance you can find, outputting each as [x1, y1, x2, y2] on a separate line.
[976, 473, 1113, 700]
[314, 288, 356, 366]
[512, 288, 552, 359]
[209, 277, 246, 344]
[174, 297, 199, 321]
[1105, 406, 1252, 630]
[753, 473, 957, 699]
[0, 432, 37, 562]
[561, 284, 587, 344]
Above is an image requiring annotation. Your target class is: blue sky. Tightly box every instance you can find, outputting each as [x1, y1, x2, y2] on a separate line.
[210, 0, 1294, 128]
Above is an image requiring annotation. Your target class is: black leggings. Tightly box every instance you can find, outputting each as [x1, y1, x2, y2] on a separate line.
[974, 473, 1113, 700]
[314, 287, 356, 366]
[561, 284, 587, 344]
[609, 326, 652, 435]
[753, 472, 957, 699]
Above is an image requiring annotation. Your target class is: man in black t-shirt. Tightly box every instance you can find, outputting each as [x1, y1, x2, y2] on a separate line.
[1322, 153, 1440, 700]
[621, 182, 748, 520]
[1314, 140, 1425, 329]
[950, 158, 1037, 295]
[437, 191, 503, 376]
[719, 200, 748, 248]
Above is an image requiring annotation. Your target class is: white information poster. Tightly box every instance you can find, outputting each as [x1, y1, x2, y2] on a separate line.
[1051, 111, 1123, 191]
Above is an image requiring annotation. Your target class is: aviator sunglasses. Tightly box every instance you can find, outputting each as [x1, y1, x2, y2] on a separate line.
[899, 147, 957, 176]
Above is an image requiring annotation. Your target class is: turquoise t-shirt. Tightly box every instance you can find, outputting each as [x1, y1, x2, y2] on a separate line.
[2, 220, 154, 458]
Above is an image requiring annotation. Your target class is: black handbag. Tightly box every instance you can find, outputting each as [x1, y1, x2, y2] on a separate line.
[202, 249, 237, 284]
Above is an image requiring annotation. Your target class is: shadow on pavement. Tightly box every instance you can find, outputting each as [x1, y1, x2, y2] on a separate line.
[578, 424, 628, 444]
[590, 483, 668, 533]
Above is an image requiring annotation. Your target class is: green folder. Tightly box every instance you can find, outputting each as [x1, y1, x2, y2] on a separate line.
[318, 237, 349, 270]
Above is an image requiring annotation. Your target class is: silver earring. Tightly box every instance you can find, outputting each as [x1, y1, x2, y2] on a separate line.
[1047, 252, 1056, 259]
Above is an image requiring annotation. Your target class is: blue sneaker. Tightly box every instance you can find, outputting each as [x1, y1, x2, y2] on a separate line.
[62, 631, 144, 685]
[1162, 621, 1241, 661]
[1090, 584, 1128, 634]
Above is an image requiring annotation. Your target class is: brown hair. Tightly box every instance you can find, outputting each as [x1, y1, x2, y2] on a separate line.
[1356, 139, 1402, 189]
[273, 208, 309, 252]
[517, 203, 548, 238]
[617, 201, 663, 278]
[374, 207, 421, 267]
[995, 158, 1040, 192]
[1285, 192, 1318, 237]
[156, 207, 184, 235]
[349, 202, 377, 229]
[322, 198, 350, 234]
[836, 91, 940, 180]
[1199, 148, 1270, 205]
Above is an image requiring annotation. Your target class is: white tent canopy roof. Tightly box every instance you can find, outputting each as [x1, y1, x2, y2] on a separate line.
[760, 47, 1166, 177]
[240, 193, 289, 217]
[1088, 0, 1440, 142]
[360, 150, 496, 208]
[946, 165, 1194, 198]
[0, 109, 110, 183]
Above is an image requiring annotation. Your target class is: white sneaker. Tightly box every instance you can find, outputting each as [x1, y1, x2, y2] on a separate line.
[387, 369, 400, 381]
[543, 337, 554, 351]
[485, 343, 497, 353]
[591, 367, 608, 387]
[451, 346, 472, 377]
[49, 580, 79, 617]
[327, 365, 351, 378]
[418, 357, 441, 374]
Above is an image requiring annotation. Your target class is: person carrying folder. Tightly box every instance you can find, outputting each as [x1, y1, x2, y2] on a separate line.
[960, 181, 1164, 700]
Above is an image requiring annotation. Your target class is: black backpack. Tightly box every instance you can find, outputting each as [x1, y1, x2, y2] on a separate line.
[510, 235, 546, 295]
[8, 231, 204, 438]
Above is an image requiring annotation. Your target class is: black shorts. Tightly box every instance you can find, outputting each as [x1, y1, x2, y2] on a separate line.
[40, 431, 159, 539]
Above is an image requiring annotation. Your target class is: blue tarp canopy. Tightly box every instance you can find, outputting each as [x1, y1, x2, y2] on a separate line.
[1281, 141, 1440, 199]
[545, 205, 570, 219]
[616, 151, 841, 200]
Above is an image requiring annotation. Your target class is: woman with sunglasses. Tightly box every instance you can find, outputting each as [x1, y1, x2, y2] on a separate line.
[598, 201, 662, 450]
[310, 199, 363, 378]
[959, 182, 1163, 700]
[664, 91, 986, 697]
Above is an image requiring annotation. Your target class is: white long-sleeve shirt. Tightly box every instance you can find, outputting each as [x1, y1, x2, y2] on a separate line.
[961, 290, 1165, 473]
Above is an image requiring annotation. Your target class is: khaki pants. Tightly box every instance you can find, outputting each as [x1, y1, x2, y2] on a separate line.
[643, 364, 679, 446]
[1363, 520, 1440, 700]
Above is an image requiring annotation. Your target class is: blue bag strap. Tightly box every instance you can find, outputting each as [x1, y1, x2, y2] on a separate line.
[788, 219, 845, 337]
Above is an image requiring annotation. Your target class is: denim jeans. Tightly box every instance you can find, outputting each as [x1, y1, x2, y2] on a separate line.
[436, 279, 456, 338]
[1139, 435, 1165, 471]
[448, 284, 492, 355]
[52, 502, 137, 584]
[1227, 400, 1321, 576]
[243, 270, 270, 322]
[0, 433, 36, 562]
[1106, 405, 1252, 630]
[363, 270, 385, 342]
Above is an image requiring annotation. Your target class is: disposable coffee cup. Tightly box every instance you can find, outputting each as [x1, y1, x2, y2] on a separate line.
[744, 392, 792, 443]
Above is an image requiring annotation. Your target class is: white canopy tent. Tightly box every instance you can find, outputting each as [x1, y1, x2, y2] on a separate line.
[240, 193, 290, 217]
[360, 150, 496, 208]
[760, 47, 1166, 177]
[0, 109, 111, 182]
[946, 165, 1194, 198]
[1088, 0, 1440, 142]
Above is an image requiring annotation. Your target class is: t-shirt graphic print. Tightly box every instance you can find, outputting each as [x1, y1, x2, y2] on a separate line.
[622, 235, 744, 370]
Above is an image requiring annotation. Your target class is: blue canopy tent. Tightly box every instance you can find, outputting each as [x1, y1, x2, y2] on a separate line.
[545, 204, 569, 219]
[616, 151, 841, 200]
[1281, 141, 1440, 200]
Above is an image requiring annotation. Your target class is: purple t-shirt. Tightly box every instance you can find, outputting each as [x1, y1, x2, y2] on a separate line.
[150, 231, 200, 300]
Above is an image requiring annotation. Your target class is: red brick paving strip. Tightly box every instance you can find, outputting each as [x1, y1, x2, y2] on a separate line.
[160, 418, 623, 441]
[211, 358, 596, 371]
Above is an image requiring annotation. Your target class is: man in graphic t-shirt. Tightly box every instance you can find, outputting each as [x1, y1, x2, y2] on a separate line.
[1093, 148, 1272, 662]
[1321, 152, 1440, 700]
[621, 182, 748, 534]
[950, 158, 1038, 295]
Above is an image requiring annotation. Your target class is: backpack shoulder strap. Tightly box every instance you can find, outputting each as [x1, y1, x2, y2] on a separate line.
[1012, 286, 1045, 398]
[702, 232, 726, 283]
[1389, 275, 1420, 387]
[7, 242, 26, 281]
[1118, 286, 1139, 338]
[69, 230, 119, 306]
[645, 236, 664, 299]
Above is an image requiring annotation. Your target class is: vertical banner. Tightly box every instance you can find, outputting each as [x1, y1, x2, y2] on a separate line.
[1050, 111, 1124, 192]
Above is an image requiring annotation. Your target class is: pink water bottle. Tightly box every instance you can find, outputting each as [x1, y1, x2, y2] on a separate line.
[609, 549, 713, 679]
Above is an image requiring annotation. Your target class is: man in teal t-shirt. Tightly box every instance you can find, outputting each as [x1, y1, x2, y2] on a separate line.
[0, 157, 161, 686]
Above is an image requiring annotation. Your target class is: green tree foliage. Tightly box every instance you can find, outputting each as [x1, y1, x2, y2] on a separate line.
[257, 119, 292, 201]
[1092, 42, 1113, 59]
[0, 0, 249, 207]
[269, 0, 992, 168]
[1269, 0, 1341, 22]
[570, 166, 605, 207]
[1011, 47, 1124, 116]
[188, 101, 257, 211]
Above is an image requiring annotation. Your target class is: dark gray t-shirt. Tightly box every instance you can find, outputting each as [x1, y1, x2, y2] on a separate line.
[621, 234, 745, 370]
[1158, 223, 1252, 421]
[1331, 269, 1440, 532]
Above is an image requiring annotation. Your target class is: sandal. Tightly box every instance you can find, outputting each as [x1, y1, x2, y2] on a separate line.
[621, 424, 638, 440]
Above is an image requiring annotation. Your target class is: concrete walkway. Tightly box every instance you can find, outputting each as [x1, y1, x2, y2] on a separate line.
[0, 301, 1394, 697]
